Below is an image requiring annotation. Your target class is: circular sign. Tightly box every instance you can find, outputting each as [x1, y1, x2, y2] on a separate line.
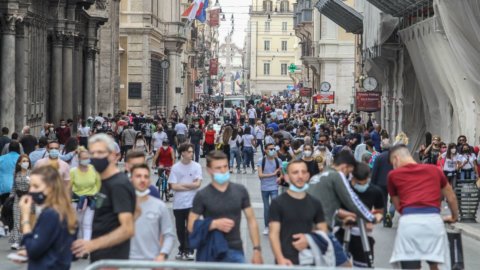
[363, 77, 378, 91]
[320, 82, 331, 92]
[160, 60, 170, 69]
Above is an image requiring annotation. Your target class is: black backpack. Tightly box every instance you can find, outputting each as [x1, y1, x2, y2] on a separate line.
[261, 157, 280, 172]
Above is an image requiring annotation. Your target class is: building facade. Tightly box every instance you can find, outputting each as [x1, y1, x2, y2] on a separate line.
[0, 0, 112, 134]
[295, 0, 357, 111]
[119, 0, 196, 116]
[247, 0, 300, 95]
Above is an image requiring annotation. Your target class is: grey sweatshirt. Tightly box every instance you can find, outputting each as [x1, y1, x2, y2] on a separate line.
[307, 167, 375, 226]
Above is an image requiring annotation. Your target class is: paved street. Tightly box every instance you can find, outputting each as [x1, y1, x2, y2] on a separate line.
[1, 154, 480, 269]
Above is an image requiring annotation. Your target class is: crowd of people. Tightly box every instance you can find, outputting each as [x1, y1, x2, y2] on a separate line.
[0, 93, 472, 269]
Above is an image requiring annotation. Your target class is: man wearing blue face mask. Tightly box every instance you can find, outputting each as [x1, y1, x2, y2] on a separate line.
[340, 162, 384, 268]
[188, 151, 263, 264]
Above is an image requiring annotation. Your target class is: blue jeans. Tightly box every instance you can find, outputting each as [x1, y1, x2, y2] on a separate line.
[460, 169, 475, 180]
[261, 190, 278, 227]
[243, 147, 254, 169]
[230, 147, 242, 169]
[219, 249, 245, 263]
[256, 139, 264, 156]
[194, 143, 200, 162]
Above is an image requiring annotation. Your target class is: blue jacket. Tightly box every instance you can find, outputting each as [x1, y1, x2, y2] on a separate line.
[21, 208, 76, 270]
[0, 152, 20, 194]
[189, 218, 229, 262]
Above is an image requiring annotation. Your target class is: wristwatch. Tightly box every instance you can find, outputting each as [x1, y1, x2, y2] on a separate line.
[253, 246, 262, 251]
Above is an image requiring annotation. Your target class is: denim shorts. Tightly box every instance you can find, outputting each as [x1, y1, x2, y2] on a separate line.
[328, 233, 349, 266]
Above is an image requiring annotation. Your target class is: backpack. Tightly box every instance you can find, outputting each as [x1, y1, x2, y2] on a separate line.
[261, 157, 280, 172]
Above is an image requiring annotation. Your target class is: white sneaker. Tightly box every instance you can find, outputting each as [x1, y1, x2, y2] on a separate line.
[185, 252, 195, 261]
[262, 227, 269, 235]
[11, 243, 20, 250]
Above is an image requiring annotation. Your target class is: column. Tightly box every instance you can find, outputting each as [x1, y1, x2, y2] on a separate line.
[167, 51, 182, 114]
[62, 32, 74, 120]
[51, 31, 64, 124]
[15, 22, 26, 132]
[74, 36, 84, 121]
[84, 47, 96, 118]
[0, 15, 17, 131]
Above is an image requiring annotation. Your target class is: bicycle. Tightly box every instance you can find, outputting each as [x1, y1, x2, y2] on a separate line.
[155, 167, 172, 202]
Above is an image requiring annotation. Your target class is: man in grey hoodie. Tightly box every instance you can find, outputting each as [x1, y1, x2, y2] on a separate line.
[307, 150, 379, 227]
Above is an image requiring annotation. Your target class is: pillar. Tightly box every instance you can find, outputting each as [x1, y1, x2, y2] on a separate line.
[74, 36, 84, 121]
[84, 47, 96, 118]
[51, 31, 64, 124]
[0, 15, 17, 131]
[15, 22, 26, 132]
[167, 51, 182, 114]
[62, 32, 74, 120]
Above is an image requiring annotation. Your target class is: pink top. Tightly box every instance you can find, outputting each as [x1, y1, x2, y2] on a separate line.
[34, 157, 71, 181]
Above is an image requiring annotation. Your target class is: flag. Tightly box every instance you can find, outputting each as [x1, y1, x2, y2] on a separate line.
[196, 0, 209, 23]
[182, 0, 202, 21]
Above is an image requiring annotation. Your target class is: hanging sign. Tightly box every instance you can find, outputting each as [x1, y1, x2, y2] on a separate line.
[356, 91, 381, 112]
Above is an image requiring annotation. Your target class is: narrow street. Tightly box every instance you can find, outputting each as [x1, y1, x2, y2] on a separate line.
[1, 153, 479, 269]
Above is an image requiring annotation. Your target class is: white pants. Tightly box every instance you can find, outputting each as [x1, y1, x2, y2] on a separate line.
[73, 203, 95, 240]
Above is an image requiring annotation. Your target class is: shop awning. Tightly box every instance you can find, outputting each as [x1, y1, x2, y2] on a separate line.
[316, 0, 363, 34]
[366, 0, 425, 16]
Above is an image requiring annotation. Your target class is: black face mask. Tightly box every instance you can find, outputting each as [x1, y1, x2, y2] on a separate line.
[91, 157, 110, 173]
[29, 192, 46, 205]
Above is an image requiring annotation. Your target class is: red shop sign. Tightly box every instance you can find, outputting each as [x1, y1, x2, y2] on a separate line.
[356, 91, 381, 112]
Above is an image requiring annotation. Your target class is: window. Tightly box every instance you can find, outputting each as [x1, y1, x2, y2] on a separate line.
[128, 82, 142, 99]
[264, 21, 270, 32]
[263, 0, 273, 12]
[264, 63, 270, 75]
[281, 63, 287, 75]
[280, 0, 289, 12]
[281, 41, 288, 51]
[282, 22, 288, 31]
[264, 40, 270, 51]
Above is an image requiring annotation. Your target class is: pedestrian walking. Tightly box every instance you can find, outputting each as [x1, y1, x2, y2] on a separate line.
[129, 164, 175, 261]
[70, 147, 101, 241]
[188, 151, 263, 264]
[0, 141, 21, 204]
[34, 140, 71, 185]
[241, 126, 256, 174]
[9, 154, 31, 250]
[71, 134, 136, 262]
[16, 166, 77, 270]
[168, 143, 203, 260]
[125, 150, 160, 198]
[387, 144, 459, 269]
[257, 143, 282, 235]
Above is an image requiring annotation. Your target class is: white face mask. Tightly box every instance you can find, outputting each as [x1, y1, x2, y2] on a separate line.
[303, 151, 312, 157]
[162, 146, 168, 150]
[451, 149, 457, 154]
[20, 162, 30, 170]
[135, 189, 151, 197]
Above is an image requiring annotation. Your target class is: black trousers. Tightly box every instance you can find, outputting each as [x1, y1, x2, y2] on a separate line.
[173, 208, 191, 253]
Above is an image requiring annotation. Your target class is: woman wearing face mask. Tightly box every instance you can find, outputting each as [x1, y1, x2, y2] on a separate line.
[440, 143, 461, 185]
[300, 144, 319, 179]
[459, 144, 478, 180]
[44, 124, 57, 142]
[9, 155, 32, 250]
[16, 166, 77, 269]
[309, 155, 326, 184]
[70, 147, 101, 241]
[241, 127, 257, 174]
[60, 137, 78, 167]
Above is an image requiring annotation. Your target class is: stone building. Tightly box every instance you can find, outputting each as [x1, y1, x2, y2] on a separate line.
[0, 0, 115, 133]
[119, 0, 197, 116]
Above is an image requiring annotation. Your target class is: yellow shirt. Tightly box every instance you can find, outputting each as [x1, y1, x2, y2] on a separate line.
[70, 165, 101, 196]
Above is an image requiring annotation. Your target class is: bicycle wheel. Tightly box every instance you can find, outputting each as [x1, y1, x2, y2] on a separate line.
[162, 176, 169, 202]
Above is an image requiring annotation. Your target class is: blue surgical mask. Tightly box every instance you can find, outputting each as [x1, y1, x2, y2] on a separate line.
[353, 183, 369, 193]
[213, 172, 230, 185]
[267, 149, 276, 157]
[80, 159, 91, 166]
[49, 149, 60, 159]
[289, 183, 310, 193]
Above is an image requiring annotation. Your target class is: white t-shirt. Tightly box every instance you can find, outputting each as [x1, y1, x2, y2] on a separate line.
[248, 108, 256, 119]
[460, 153, 477, 170]
[78, 126, 90, 137]
[229, 135, 242, 149]
[442, 153, 460, 172]
[276, 109, 284, 120]
[242, 134, 255, 147]
[168, 161, 202, 210]
[254, 126, 265, 140]
[152, 131, 168, 151]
